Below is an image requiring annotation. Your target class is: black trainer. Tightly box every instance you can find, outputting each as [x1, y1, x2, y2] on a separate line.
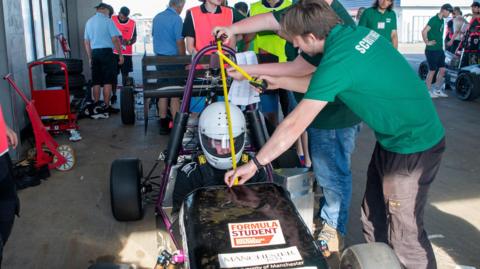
[100, 105, 120, 114]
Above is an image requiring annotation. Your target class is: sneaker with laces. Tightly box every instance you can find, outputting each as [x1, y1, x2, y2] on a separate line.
[91, 105, 109, 119]
[315, 223, 344, 257]
[435, 89, 448, 98]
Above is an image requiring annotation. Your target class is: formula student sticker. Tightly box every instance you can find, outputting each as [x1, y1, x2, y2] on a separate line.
[228, 220, 286, 248]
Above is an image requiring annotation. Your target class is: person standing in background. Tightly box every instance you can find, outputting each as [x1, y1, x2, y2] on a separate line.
[0, 105, 19, 267]
[152, 0, 186, 135]
[111, 6, 137, 104]
[422, 4, 453, 98]
[182, 0, 244, 114]
[84, 3, 123, 116]
[446, 7, 467, 53]
[465, 1, 480, 65]
[249, 0, 292, 128]
[358, 0, 398, 49]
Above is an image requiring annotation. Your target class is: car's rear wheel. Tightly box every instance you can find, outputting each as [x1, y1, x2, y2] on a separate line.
[340, 242, 402, 269]
[455, 73, 480, 101]
[110, 158, 144, 221]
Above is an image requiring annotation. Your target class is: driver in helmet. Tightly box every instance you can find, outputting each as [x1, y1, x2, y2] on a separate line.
[171, 101, 267, 218]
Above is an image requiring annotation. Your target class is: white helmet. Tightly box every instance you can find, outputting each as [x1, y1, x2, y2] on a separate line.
[198, 102, 246, 170]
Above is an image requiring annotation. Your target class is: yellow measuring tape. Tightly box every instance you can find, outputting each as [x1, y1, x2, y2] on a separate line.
[217, 40, 239, 185]
[217, 50, 267, 92]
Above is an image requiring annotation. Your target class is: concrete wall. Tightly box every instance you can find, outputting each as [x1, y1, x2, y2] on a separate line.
[67, 0, 100, 79]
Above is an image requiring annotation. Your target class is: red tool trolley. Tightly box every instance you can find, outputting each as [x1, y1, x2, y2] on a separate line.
[4, 72, 76, 171]
[29, 61, 82, 142]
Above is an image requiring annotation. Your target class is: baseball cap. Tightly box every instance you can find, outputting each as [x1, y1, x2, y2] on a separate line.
[472, 1, 480, 7]
[441, 3, 453, 12]
[94, 3, 110, 9]
[119, 6, 130, 16]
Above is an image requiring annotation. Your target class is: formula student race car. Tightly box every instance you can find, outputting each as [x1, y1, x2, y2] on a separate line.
[105, 43, 402, 269]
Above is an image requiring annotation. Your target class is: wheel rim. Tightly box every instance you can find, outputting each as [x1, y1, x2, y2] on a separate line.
[54, 145, 75, 171]
[456, 75, 472, 99]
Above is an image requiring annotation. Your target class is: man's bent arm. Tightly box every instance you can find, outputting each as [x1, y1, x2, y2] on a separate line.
[231, 13, 280, 35]
[391, 30, 398, 49]
[186, 37, 196, 55]
[240, 56, 316, 78]
[422, 25, 431, 44]
[255, 99, 327, 166]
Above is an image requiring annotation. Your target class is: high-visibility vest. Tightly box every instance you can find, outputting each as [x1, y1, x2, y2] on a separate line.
[250, 0, 292, 62]
[190, 6, 234, 52]
[0, 106, 9, 156]
[112, 15, 136, 56]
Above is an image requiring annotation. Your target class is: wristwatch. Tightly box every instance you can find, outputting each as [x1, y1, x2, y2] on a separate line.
[252, 156, 265, 170]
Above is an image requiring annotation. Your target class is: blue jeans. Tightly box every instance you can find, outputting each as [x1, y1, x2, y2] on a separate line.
[308, 124, 361, 235]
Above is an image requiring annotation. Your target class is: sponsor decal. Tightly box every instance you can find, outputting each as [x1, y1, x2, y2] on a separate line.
[218, 246, 304, 269]
[228, 220, 286, 248]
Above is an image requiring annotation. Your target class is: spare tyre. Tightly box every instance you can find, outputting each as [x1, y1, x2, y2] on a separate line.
[43, 58, 83, 75]
[455, 73, 480, 101]
[46, 74, 85, 90]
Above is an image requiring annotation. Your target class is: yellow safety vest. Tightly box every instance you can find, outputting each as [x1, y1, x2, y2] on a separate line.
[250, 0, 292, 62]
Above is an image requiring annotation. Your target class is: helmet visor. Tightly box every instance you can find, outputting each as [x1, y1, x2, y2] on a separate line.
[200, 133, 245, 158]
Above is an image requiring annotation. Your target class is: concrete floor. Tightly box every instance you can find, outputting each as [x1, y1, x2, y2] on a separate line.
[3, 64, 480, 269]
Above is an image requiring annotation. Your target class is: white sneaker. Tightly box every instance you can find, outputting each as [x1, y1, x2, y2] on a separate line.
[435, 90, 448, 98]
[429, 90, 439, 98]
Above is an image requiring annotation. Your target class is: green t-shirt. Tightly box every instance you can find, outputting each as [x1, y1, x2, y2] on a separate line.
[358, 7, 397, 43]
[272, 0, 361, 129]
[426, 15, 445, 51]
[304, 25, 445, 154]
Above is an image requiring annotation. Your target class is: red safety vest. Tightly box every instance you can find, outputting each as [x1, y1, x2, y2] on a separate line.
[190, 6, 234, 52]
[0, 106, 9, 155]
[112, 15, 136, 56]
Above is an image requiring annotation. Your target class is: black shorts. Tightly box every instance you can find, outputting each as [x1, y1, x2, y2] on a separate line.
[425, 49, 445, 71]
[114, 54, 133, 75]
[91, 48, 117, 86]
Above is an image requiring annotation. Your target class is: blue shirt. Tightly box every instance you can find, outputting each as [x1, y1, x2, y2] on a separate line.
[84, 13, 121, 49]
[152, 7, 183, 56]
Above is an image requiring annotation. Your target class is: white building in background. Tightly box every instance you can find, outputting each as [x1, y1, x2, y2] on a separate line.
[340, 0, 473, 43]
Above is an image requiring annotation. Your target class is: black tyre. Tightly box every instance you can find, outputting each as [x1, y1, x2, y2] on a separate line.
[418, 60, 429, 80]
[455, 73, 480, 101]
[110, 158, 143, 221]
[43, 58, 83, 75]
[340, 243, 402, 269]
[121, 86, 135, 125]
[46, 74, 85, 90]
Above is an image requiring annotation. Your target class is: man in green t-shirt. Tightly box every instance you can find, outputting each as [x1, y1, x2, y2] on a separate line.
[213, 0, 361, 257]
[421, 4, 453, 98]
[224, 1, 445, 268]
[358, 0, 398, 48]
